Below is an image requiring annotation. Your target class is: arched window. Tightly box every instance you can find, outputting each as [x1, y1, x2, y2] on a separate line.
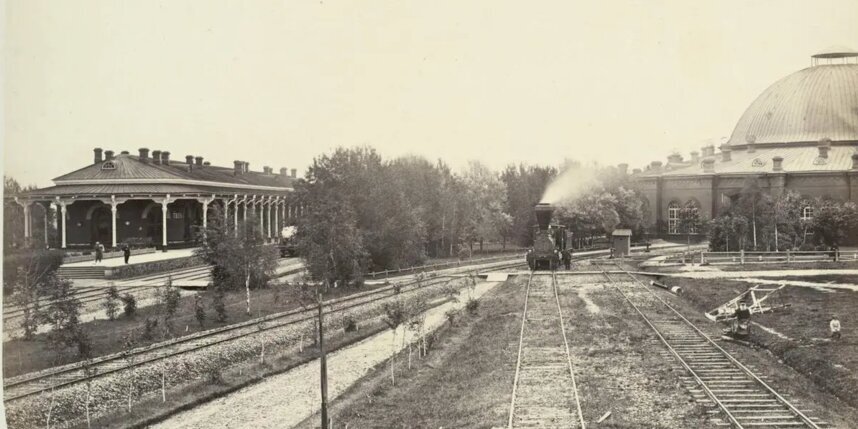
[667, 201, 680, 234]
[801, 205, 813, 221]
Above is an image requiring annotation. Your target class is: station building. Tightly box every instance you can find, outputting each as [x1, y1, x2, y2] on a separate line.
[634, 50, 858, 238]
[9, 148, 302, 250]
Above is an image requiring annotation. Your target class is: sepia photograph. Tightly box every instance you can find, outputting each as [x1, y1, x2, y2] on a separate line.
[2, 1, 858, 428]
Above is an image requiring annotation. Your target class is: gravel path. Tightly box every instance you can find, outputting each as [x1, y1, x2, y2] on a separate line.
[153, 281, 501, 429]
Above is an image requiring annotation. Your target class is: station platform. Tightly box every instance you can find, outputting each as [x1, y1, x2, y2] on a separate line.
[62, 247, 197, 268]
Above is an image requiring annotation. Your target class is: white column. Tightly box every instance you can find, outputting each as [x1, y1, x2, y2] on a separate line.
[110, 202, 118, 248]
[43, 206, 48, 246]
[162, 203, 168, 248]
[60, 202, 68, 249]
[274, 200, 280, 236]
[266, 201, 272, 238]
[234, 198, 239, 236]
[23, 203, 31, 239]
[259, 202, 264, 237]
[202, 201, 209, 229]
[242, 199, 248, 222]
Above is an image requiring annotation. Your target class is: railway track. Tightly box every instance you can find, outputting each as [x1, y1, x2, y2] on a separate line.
[4, 258, 525, 402]
[594, 259, 828, 428]
[2, 261, 303, 323]
[508, 271, 586, 429]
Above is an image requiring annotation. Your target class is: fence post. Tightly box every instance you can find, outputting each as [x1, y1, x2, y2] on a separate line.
[700, 251, 705, 265]
[786, 249, 791, 263]
[835, 249, 840, 262]
[740, 249, 745, 264]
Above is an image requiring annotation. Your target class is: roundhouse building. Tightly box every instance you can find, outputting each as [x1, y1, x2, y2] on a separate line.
[634, 50, 858, 240]
[9, 148, 303, 250]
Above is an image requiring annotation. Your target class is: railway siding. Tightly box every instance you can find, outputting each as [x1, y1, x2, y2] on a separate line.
[2, 275, 476, 429]
[598, 260, 831, 429]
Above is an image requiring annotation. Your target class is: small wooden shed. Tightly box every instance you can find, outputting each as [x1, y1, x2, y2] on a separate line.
[612, 229, 632, 258]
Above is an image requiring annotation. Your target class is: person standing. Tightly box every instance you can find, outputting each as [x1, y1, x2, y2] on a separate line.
[94, 241, 104, 264]
[123, 244, 131, 264]
[830, 316, 842, 340]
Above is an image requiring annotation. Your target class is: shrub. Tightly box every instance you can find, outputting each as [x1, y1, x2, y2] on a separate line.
[211, 284, 228, 323]
[445, 309, 457, 325]
[121, 293, 137, 318]
[465, 297, 479, 315]
[2, 249, 65, 294]
[194, 293, 206, 328]
[341, 315, 358, 332]
[102, 286, 120, 321]
[141, 318, 159, 341]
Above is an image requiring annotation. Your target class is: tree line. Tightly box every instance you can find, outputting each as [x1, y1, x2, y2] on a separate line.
[707, 179, 858, 251]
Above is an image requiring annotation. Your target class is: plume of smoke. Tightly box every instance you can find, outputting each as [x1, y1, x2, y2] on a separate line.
[540, 161, 599, 205]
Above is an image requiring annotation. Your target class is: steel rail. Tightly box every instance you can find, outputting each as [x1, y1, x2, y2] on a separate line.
[507, 271, 534, 429]
[6, 260, 526, 402]
[595, 261, 743, 428]
[609, 260, 821, 429]
[550, 270, 586, 429]
[4, 275, 454, 401]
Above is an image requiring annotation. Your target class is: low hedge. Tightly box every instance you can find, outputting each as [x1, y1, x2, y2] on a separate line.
[2, 249, 65, 293]
[105, 257, 204, 280]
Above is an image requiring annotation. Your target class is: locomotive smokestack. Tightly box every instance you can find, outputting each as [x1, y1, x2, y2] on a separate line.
[534, 203, 554, 230]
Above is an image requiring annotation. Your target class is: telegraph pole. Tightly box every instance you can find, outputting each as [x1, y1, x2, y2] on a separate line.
[318, 288, 329, 429]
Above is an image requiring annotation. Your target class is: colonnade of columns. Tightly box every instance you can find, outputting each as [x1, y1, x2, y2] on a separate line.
[223, 194, 304, 240]
[12, 192, 304, 250]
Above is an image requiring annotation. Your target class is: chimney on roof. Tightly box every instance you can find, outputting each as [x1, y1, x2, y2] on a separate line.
[667, 153, 683, 164]
[632, 168, 642, 174]
[690, 151, 699, 163]
[650, 161, 663, 172]
[186, 155, 194, 164]
[772, 156, 784, 171]
[701, 145, 715, 158]
[720, 144, 732, 162]
[152, 150, 162, 165]
[94, 148, 103, 164]
[234, 160, 243, 175]
[852, 152, 858, 170]
[702, 158, 715, 173]
[120, 150, 129, 155]
[243, 162, 250, 173]
[280, 167, 289, 176]
[818, 138, 831, 159]
[161, 151, 171, 164]
[617, 163, 628, 175]
[139, 148, 150, 162]
[291, 168, 297, 178]
[203, 161, 211, 166]
[195, 156, 203, 167]
[104, 150, 115, 161]
[263, 166, 272, 174]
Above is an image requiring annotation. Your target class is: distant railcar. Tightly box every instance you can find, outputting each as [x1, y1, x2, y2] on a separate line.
[526, 203, 567, 270]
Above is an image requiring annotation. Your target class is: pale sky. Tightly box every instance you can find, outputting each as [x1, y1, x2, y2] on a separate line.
[4, 1, 858, 187]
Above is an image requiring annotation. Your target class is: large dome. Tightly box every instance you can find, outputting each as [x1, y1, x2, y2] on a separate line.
[727, 63, 858, 147]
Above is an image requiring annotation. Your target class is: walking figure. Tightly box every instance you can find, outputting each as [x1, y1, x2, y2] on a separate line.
[94, 241, 104, 264]
[123, 244, 131, 264]
[830, 316, 841, 340]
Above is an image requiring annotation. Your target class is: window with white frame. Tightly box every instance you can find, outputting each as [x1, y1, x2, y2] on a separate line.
[667, 202, 680, 234]
[801, 205, 813, 221]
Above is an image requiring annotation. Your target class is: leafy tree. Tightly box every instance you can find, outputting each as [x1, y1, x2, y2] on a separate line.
[196, 207, 278, 315]
[382, 299, 407, 385]
[102, 286, 120, 321]
[42, 275, 89, 360]
[194, 292, 206, 328]
[121, 293, 137, 318]
[501, 164, 557, 246]
[677, 204, 703, 249]
[810, 199, 858, 247]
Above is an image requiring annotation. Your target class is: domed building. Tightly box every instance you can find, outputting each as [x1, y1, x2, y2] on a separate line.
[634, 50, 858, 239]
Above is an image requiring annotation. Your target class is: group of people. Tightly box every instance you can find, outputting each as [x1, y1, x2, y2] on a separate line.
[92, 242, 132, 264]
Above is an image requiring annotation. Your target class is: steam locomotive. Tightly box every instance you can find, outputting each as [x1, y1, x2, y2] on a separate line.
[526, 203, 568, 270]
